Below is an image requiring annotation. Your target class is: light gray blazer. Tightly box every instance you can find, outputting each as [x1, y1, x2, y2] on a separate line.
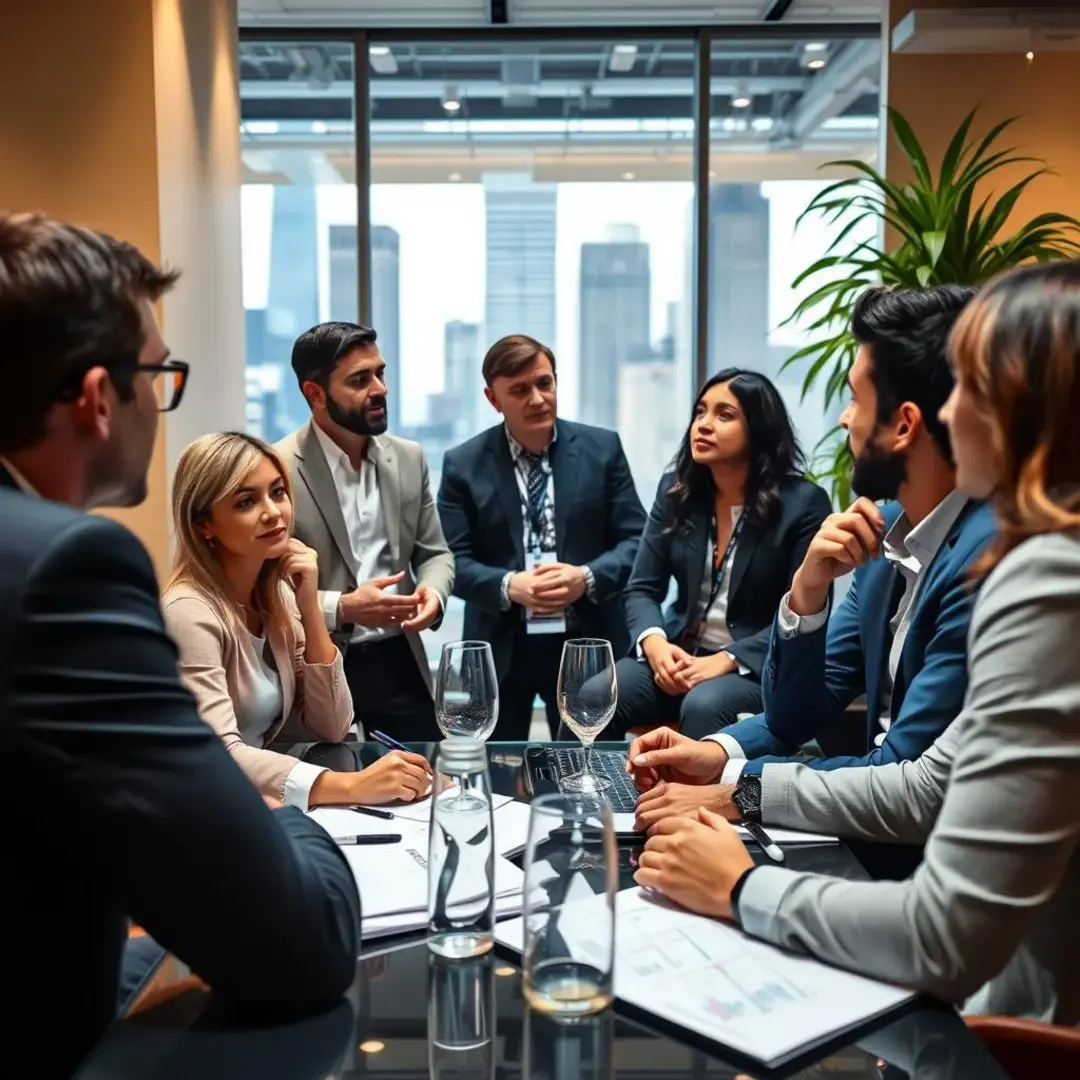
[275, 421, 455, 689]
[739, 531, 1080, 1023]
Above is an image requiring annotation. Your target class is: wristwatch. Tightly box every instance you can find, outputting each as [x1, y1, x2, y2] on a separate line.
[731, 775, 763, 823]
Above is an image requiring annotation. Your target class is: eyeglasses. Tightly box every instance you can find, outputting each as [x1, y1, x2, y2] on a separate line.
[53, 358, 190, 413]
[141, 359, 190, 412]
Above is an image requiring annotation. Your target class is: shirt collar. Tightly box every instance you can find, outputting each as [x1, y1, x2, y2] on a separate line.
[0, 456, 41, 498]
[311, 421, 362, 478]
[883, 489, 969, 575]
[505, 422, 557, 463]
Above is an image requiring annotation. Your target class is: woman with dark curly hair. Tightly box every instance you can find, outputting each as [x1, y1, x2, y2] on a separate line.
[611, 368, 831, 738]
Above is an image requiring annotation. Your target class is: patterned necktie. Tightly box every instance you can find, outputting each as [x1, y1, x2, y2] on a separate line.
[523, 450, 547, 540]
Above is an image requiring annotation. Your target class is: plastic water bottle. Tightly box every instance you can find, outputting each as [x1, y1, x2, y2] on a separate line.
[427, 737, 496, 958]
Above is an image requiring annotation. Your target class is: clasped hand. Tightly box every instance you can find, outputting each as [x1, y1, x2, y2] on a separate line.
[641, 637, 737, 695]
[508, 562, 586, 613]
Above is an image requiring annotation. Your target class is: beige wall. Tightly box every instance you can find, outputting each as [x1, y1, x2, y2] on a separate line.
[888, 0, 1080, 231]
[0, 1, 169, 571]
[0, 0, 244, 578]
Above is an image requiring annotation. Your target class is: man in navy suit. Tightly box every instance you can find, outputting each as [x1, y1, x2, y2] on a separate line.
[0, 213, 361, 1075]
[438, 334, 646, 740]
[630, 285, 995, 842]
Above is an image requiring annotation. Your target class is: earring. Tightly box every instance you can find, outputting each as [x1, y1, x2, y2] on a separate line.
[204, 536, 215, 549]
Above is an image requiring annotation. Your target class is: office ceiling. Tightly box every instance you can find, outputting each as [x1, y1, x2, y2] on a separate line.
[238, 0, 884, 28]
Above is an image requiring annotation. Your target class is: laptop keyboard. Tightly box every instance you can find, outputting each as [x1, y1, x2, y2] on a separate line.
[548, 748, 639, 813]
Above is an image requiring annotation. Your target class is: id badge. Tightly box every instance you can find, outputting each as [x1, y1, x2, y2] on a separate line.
[525, 550, 566, 635]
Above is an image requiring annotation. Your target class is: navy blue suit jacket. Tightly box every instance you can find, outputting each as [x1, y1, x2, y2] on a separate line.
[724, 497, 996, 774]
[438, 421, 646, 681]
[0, 466, 361, 1075]
[623, 474, 831, 678]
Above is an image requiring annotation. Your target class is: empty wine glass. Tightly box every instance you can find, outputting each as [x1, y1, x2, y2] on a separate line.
[436, 641, 499, 741]
[556, 639, 617, 794]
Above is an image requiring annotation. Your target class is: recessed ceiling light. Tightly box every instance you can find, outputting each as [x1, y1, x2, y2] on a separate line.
[359, 1040, 385, 1054]
[609, 43, 638, 73]
[805, 42, 828, 52]
[442, 83, 462, 113]
[807, 58, 826, 69]
[732, 95, 751, 109]
[495, 965, 515, 977]
[369, 45, 398, 75]
[1026, 50, 1035, 60]
[449, 172, 462, 182]
[622, 171, 636, 181]
[311, 120, 328, 134]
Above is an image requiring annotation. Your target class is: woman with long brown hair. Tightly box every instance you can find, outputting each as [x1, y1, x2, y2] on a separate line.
[163, 431, 431, 807]
[626, 262, 1080, 1021]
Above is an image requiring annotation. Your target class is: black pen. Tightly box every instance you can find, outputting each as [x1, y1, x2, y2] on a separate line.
[742, 821, 785, 864]
[335, 834, 402, 846]
[346, 805, 395, 821]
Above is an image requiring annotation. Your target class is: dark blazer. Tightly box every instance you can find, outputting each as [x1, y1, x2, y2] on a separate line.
[0, 465, 361, 1077]
[726, 497, 997, 774]
[623, 473, 832, 679]
[438, 420, 647, 681]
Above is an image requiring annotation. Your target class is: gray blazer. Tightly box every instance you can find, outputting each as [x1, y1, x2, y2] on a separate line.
[738, 531, 1080, 1023]
[275, 421, 455, 689]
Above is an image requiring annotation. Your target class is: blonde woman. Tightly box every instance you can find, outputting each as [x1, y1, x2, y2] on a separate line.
[163, 431, 431, 808]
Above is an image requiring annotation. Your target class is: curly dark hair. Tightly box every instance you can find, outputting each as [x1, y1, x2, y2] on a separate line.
[665, 368, 805, 533]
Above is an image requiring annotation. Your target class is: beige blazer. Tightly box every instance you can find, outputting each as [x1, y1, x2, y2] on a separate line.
[274, 421, 455, 689]
[162, 583, 353, 800]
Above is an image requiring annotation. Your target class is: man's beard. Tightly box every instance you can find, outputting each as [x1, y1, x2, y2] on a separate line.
[326, 392, 388, 437]
[850, 435, 908, 502]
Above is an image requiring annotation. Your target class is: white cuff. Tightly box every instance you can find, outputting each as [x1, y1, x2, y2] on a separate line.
[321, 590, 343, 632]
[733, 864, 797, 943]
[723, 650, 751, 677]
[704, 731, 746, 761]
[720, 758, 749, 785]
[635, 627, 667, 658]
[283, 759, 329, 809]
[777, 590, 829, 639]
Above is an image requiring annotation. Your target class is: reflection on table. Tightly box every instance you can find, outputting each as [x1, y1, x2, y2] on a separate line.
[79, 743, 1008, 1080]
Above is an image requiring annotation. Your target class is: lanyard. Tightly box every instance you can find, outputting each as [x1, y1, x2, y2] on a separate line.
[690, 512, 745, 654]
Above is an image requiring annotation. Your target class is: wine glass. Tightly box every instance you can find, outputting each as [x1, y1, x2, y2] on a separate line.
[436, 641, 499, 741]
[556, 639, 617, 794]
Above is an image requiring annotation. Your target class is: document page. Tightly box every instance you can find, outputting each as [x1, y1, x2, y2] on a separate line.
[497, 888, 913, 1067]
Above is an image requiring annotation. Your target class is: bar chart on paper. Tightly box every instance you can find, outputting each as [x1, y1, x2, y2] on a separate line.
[613, 890, 913, 1067]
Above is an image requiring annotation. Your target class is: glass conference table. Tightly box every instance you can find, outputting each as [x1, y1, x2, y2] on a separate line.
[77, 742, 1007, 1080]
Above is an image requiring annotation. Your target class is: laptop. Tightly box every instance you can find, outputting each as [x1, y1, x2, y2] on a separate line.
[523, 744, 641, 825]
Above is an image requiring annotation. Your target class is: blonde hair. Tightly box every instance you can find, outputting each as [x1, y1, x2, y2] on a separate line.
[167, 431, 294, 641]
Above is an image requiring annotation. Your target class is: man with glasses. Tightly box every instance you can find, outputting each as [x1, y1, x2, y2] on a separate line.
[0, 213, 362, 1076]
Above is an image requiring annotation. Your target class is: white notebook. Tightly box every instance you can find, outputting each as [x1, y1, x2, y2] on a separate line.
[496, 887, 913, 1068]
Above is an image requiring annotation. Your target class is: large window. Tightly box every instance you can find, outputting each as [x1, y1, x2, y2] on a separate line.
[238, 29, 881, 666]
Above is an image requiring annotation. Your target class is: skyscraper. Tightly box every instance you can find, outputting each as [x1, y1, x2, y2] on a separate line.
[444, 320, 483, 439]
[708, 183, 770, 374]
[371, 225, 401, 433]
[483, 173, 556, 350]
[578, 224, 651, 430]
[324, 223, 401, 433]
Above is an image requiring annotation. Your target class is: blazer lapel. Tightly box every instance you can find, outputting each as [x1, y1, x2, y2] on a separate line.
[727, 514, 761, 606]
[683, 513, 711, 616]
[860, 559, 898, 724]
[490, 432, 525, 566]
[369, 437, 402, 566]
[549, 427, 580, 562]
[293, 422, 354, 572]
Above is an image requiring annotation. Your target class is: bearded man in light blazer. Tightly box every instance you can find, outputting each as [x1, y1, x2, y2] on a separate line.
[276, 321, 454, 742]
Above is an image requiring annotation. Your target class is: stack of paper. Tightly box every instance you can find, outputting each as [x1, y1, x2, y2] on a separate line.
[496, 887, 913, 1068]
[308, 806, 525, 939]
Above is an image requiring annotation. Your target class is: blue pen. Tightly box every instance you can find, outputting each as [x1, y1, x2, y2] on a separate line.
[371, 729, 410, 753]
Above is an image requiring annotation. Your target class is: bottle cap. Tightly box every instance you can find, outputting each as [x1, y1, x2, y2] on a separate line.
[436, 736, 488, 774]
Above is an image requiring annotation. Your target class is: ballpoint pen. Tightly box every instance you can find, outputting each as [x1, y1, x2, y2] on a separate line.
[371, 729, 411, 753]
[334, 834, 402, 846]
[346, 805, 396, 821]
[742, 820, 785, 864]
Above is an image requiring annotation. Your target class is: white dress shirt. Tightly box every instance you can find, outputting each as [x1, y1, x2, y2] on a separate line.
[310, 422, 400, 644]
[709, 490, 971, 785]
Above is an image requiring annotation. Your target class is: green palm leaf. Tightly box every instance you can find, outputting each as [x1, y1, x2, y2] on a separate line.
[785, 107, 1080, 507]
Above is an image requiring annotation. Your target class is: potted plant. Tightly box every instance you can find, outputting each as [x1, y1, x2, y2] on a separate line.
[783, 107, 1080, 505]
